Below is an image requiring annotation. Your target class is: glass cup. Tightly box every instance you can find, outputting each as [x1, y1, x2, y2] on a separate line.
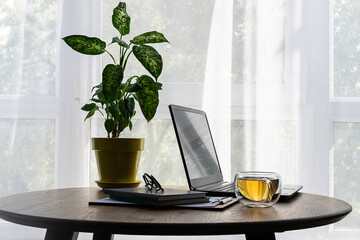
[234, 171, 282, 208]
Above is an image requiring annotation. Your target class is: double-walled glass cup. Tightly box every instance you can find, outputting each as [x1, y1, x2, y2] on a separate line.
[234, 171, 282, 208]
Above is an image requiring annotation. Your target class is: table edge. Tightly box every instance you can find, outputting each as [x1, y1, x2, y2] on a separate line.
[0, 188, 353, 235]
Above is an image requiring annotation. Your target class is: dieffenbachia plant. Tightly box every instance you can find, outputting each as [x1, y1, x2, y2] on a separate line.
[62, 2, 169, 138]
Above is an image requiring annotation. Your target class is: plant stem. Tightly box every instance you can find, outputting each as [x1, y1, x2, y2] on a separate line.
[126, 76, 139, 88]
[119, 46, 123, 66]
[121, 47, 126, 66]
[111, 124, 117, 138]
[123, 49, 133, 70]
[124, 76, 139, 98]
[105, 50, 117, 65]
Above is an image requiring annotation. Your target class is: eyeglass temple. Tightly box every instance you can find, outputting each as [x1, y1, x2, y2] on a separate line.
[143, 173, 163, 191]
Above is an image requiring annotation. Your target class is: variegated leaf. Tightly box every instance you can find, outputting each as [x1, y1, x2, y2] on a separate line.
[136, 75, 159, 122]
[63, 35, 106, 55]
[133, 45, 162, 80]
[130, 31, 169, 45]
[102, 64, 123, 101]
[112, 2, 130, 36]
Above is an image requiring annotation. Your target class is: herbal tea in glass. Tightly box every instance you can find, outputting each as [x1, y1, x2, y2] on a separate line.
[234, 172, 281, 207]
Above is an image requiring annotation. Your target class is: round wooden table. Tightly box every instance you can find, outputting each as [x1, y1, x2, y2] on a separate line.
[0, 187, 352, 240]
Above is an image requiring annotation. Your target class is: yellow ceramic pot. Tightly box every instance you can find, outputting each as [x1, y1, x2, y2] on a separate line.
[92, 138, 144, 186]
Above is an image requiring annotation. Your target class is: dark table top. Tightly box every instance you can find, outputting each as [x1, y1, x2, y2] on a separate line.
[0, 187, 352, 236]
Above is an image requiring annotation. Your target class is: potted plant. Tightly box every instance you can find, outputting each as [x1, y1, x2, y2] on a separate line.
[62, 1, 169, 188]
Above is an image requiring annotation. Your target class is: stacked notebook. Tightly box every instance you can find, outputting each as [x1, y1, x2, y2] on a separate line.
[104, 187, 209, 206]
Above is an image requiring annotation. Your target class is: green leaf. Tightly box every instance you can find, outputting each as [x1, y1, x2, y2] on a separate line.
[92, 87, 106, 104]
[91, 83, 102, 92]
[117, 115, 129, 133]
[92, 85, 102, 96]
[136, 75, 159, 122]
[156, 82, 162, 90]
[126, 83, 141, 92]
[130, 31, 169, 45]
[125, 97, 135, 117]
[119, 100, 129, 120]
[112, 2, 130, 36]
[105, 119, 115, 134]
[62, 35, 106, 55]
[81, 103, 96, 112]
[108, 104, 120, 120]
[102, 64, 123, 101]
[110, 37, 129, 49]
[118, 97, 136, 121]
[90, 98, 105, 104]
[133, 45, 163, 79]
[129, 120, 133, 131]
[118, 100, 127, 119]
[84, 109, 96, 121]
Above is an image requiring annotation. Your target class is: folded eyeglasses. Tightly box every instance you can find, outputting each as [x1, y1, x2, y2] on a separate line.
[142, 173, 164, 192]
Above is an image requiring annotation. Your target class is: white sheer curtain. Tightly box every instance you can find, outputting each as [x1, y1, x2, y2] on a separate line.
[203, 0, 233, 181]
[0, 0, 100, 239]
[0, 0, 359, 239]
[57, 0, 101, 188]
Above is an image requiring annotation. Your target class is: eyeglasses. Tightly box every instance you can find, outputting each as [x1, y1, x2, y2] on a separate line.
[142, 173, 164, 192]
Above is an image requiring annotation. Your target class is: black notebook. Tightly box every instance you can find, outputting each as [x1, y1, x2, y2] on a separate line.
[89, 195, 237, 209]
[104, 187, 207, 202]
[108, 194, 209, 206]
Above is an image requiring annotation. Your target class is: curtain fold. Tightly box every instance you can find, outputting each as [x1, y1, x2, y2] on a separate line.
[56, 0, 102, 188]
[203, 0, 233, 181]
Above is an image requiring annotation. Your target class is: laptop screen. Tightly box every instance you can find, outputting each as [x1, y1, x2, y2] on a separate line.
[169, 105, 223, 188]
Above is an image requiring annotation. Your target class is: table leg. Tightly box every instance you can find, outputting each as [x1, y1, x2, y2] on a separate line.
[245, 232, 276, 240]
[44, 229, 79, 240]
[92, 233, 114, 240]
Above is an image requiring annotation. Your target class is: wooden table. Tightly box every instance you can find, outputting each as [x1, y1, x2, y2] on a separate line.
[0, 187, 352, 240]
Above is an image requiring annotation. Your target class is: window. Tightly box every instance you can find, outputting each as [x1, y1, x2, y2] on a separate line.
[333, 0, 360, 98]
[334, 123, 360, 229]
[332, 0, 360, 234]
[0, 0, 56, 197]
[0, 1, 57, 238]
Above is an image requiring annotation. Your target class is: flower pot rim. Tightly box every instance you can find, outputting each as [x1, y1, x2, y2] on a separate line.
[91, 137, 145, 151]
[91, 137, 145, 140]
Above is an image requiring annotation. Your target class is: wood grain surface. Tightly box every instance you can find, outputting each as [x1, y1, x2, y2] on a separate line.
[0, 187, 352, 236]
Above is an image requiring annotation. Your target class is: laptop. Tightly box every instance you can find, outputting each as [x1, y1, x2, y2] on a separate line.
[169, 104, 302, 198]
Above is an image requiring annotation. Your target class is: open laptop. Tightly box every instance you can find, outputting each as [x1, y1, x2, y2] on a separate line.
[169, 104, 302, 198]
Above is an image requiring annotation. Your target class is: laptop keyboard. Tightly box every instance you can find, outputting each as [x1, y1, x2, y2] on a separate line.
[214, 184, 234, 192]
